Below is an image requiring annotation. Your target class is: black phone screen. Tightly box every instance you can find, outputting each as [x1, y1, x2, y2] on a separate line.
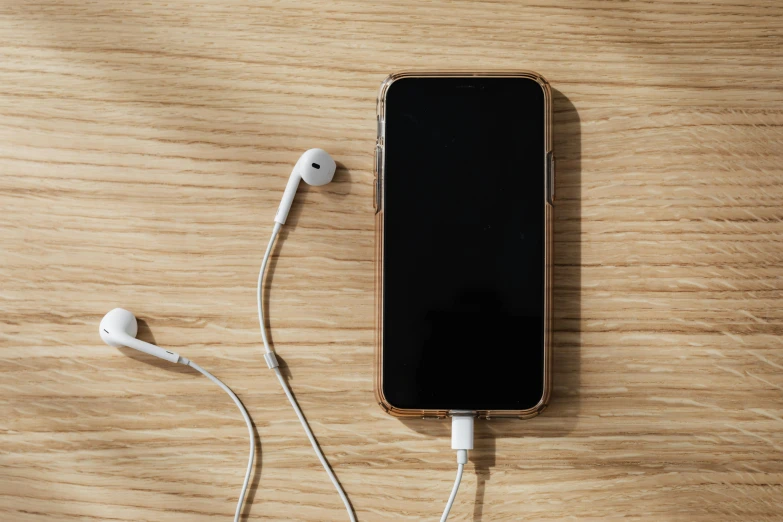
[381, 76, 546, 411]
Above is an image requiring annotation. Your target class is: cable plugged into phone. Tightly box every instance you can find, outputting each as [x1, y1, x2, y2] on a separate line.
[441, 413, 475, 521]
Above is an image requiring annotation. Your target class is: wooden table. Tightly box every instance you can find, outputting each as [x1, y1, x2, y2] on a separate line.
[2, 1, 782, 520]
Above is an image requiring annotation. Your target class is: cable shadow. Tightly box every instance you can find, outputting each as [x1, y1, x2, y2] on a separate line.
[471, 421, 496, 522]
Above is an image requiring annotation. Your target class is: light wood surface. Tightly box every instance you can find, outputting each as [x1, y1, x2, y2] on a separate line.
[2, 1, 783, 520]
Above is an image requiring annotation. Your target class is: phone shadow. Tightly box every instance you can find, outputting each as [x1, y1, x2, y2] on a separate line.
[398, 88, 582, 521]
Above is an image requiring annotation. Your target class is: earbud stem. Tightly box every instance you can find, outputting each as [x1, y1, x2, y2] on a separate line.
[275, 170, 301, 225]
[117, 332, 182, 364]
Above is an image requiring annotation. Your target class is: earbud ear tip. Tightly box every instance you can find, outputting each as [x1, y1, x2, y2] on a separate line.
[300, 149, 336, 186]
[275, 148, 337, 225]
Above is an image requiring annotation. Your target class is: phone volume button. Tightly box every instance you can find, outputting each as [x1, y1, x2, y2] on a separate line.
[546, 151, 555, 205]
[374, 145, 383, 213]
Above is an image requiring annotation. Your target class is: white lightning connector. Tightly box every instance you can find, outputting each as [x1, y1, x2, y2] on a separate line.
[441, 414, 475, 521]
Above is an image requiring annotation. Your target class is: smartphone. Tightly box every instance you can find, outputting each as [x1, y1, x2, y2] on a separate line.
[374, 71, 554, 419]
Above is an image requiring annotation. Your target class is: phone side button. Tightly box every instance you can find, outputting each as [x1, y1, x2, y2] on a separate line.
[551, 153, 555, 202]
[546, 151, 555, 204]
[372, 143, 380, 210]
[374, 145, 383, 213]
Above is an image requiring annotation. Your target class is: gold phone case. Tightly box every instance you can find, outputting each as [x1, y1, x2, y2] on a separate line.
[373, 70, 553, 419]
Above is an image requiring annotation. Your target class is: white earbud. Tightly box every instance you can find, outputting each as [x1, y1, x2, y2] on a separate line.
[99, 308, 182, 364]
[274, 148, 336, 225]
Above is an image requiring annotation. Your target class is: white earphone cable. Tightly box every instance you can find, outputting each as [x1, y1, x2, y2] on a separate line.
[257, 222, 357, 522]
[185, 359, 255, 522]
[440, 461, 465, 522]
[257, 223, 281, 355]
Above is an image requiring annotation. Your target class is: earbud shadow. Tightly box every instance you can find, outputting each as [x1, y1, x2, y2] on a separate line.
[332, 161, 353, 197]
[396, 89, 583, 522]
[116, 319, 199, 375]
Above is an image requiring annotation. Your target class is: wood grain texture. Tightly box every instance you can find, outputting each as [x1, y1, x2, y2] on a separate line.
[1, 0, 783, 520]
